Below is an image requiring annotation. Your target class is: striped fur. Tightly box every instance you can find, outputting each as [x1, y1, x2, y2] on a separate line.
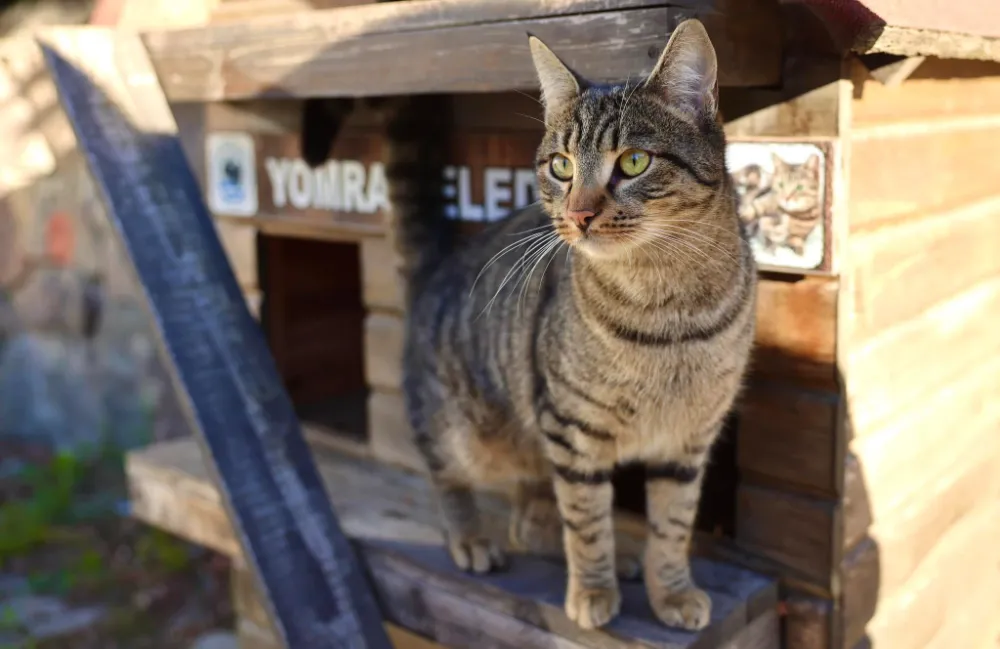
[386, 20, 756, 631]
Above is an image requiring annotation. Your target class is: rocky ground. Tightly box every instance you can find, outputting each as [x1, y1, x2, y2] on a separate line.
[0, 439, 237, 649]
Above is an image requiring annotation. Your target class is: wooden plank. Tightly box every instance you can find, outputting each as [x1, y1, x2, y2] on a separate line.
[140, 0, 781, 102]
[365, 311, 404, 390]
[852, 58, 1000, 127]
[128, 438, 779, 649]
[39, 27, 392, 649]
[211, 0, 376, 23]
[839, 538, 878, 649]
[845, 275, 1000, 435]
[851, 499, 1000, 649]
[849, 123, 1000, 234]
[736, 383, 838, 496]
[735, 485, 836, 587]
[861, 54, 925, 87]
[233, 566, 452, 649]
[214, 218, 258, 289]
[849, 352, 1000, 517]
[720, 610, 779, 649]
[752, 276, 838, 389]
[237, 560, 780, 649]
[361, 237, 404, 311]
[846, 195, 1000, 343]
[368, 388, 424, 473]
[845, 423, 1000, 601]
[721, 57, 849, 138]
[782, 594, 833, 649]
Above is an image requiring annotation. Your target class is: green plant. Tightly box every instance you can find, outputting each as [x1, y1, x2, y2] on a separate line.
[135, 529, 190, 574]
[0, 451, 83, 559]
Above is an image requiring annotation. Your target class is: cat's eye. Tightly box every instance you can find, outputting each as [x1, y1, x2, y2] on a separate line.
[618, 149, 651, 177]
[550, 154, 574, 181]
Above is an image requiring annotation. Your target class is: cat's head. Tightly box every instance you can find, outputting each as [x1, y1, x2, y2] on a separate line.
[528, 19, 726, 261]
[771, 153, 820, 214]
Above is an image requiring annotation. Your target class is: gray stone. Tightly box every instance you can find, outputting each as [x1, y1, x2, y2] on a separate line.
[0, 595, 105, 640]
[189, 630, 239, 649]
[30, 605, 106, 639]
[0, 594, 64, 630]
[0, 574, 29, 599]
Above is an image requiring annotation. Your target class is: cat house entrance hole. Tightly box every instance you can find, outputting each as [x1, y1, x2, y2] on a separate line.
[258, 233, 368, 443]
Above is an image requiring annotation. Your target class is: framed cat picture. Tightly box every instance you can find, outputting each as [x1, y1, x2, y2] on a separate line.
[727, 139, 836, 273]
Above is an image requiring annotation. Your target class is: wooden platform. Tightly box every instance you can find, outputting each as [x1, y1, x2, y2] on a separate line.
[126, 438, 780, 649]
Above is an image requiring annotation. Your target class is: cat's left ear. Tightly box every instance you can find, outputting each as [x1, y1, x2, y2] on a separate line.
[645, 19, 718, 121]
[528, 35, 583, 122]
[803, 154, 821, 172]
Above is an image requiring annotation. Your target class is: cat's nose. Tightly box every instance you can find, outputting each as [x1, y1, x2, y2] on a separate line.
[567, 209, 597, 231]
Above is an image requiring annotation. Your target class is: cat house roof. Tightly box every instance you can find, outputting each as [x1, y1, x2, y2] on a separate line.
[803, 0, 1000, 60]
[113, 0, 999, 104]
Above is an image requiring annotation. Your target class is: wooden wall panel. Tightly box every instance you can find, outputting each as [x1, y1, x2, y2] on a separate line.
[736, 383, 838, 496]
[735, 485, 836, 586]
[855, 500, 1000, 649]
[849, 126, 1000, 234]
[752, 276, 838, 389]
[365, 311, 405, 390]
[845, 195, 1000, 344]
[845, 275, 1000, 434]
[361, 237, 404, 311]
[850, 352, 1000, 514]
[852, 58, 1000, 128]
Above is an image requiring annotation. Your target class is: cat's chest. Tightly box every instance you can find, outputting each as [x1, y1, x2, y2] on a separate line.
[606, 354, 739, 460]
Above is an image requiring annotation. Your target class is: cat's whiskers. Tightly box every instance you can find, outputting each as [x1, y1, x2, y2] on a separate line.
[515, 112, 552, 129]
[516, 237, 563, 316]
[650, 224, 742, 268]
[512, 89, 544, 107]
[471, 230, 550, 297]
[481, 232, 559, 317]
[628, 229, 701, 276]
[619, 77, 642, 136]
[623, 233, 666, 287]
[641, 229, 713, 266]
[510, 236, 560, 316]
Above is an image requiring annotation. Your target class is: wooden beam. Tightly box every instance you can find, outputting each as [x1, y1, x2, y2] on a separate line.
[858, 54, 925, 87]
[140, 0, 782, 101]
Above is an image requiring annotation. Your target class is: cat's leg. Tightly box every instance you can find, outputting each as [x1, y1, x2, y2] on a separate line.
[510, 480, 642, 580]
[550, 464, 621, 629]
[643, 437, 716, 631]
[786, 235, 805, 255]
[413, 409, 507, 574]
[431, 474, 507, 574]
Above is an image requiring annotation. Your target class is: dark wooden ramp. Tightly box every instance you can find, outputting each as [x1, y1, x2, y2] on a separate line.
[127, 438, 780, 649]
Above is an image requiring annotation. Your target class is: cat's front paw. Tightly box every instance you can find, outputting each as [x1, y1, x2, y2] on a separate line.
[565, 581, 621, 630]
[446, 535, 507, 574]
[650, 586, 711, 631]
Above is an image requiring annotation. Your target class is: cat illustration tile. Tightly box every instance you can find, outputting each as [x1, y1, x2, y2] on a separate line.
[727, 141, 831, 271]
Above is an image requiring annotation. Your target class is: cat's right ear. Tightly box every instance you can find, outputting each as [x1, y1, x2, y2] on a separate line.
[528, 35, 581, 121]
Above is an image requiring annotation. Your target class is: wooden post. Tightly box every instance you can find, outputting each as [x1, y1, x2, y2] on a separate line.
[38, 27, 392, 649]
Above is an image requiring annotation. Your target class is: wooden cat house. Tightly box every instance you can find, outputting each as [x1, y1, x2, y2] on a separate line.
[85, 0, 1000, 648]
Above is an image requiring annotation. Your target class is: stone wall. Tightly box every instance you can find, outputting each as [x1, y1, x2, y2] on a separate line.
[0, 21, 188, 454]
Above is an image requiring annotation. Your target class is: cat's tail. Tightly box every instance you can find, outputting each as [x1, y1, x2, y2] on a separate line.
[383, 95, 454, 303]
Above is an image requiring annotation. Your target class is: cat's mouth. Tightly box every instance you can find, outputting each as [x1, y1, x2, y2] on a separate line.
[565, 229, 635, 260]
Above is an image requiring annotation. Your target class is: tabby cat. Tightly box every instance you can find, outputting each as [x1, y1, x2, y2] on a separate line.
[736, 153, 822, 256]
[387, 20, 757, 631]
